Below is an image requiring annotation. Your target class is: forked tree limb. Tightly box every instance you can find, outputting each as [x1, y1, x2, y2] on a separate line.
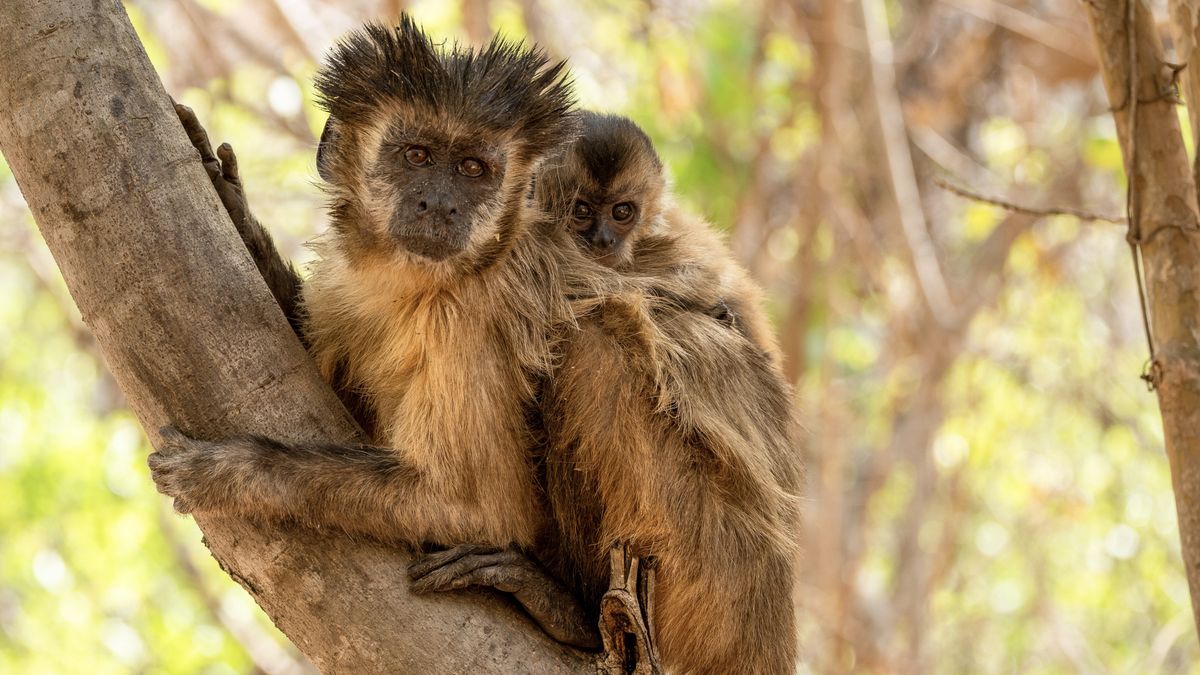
[1085, 0, 1200, 642]
[0, 1, 594, 671]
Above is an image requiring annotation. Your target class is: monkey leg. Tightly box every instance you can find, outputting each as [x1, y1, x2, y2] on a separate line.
[598, 543, 662, 675]
[174, 104, 304, 335]
[408, 544, 601, 650]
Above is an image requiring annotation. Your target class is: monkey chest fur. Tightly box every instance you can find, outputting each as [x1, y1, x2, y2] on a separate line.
[303, 261, 548, 543]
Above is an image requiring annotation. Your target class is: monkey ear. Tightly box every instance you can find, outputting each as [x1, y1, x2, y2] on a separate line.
[317, 117, 339, 182]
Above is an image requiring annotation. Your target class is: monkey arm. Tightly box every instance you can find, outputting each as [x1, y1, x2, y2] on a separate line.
[148, 426, 421, 542]
[408, 544, 602, 650]
[148, 427, 600, 648]
[175, 104, 305, 336]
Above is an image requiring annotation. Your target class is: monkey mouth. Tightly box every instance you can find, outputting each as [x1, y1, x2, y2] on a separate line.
[393, 232, 465, 262]
[389, 216, 470, 262]
[592, 248, 624, 268]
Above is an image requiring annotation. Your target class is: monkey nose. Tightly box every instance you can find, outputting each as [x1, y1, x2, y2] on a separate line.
[416, 196, 458, 217]
[594, 232, 616, 249]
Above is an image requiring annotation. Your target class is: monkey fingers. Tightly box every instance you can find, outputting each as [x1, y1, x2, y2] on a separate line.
[174, 104, 252, 228]
[408, 545, 601, 650]
[406, 543, 503, 582]
[409, 547, 529, 595]
[599, 543, 662, 675]
[147, 426, 216, 515]
[216, 143, 241, 184]
[172, 103, 303, 330]
[174, 103, 218, 165]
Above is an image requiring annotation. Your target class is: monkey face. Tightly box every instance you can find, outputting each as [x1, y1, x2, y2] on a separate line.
[569, 198, 641, 266]
[313, 17, 577, 267]
[539, 112, 665, 268]
[363, 125, 508, 262]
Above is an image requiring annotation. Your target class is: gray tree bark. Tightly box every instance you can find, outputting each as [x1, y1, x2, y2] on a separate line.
[1085, 0, 1200, 643]
[0, 1, 594, 671]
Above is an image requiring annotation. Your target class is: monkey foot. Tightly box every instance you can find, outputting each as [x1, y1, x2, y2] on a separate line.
[407, 544, 601, 650]
[598, 543, 662, 675]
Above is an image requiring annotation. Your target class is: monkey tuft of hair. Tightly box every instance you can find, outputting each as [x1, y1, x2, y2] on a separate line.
[315, 18, 576, 175]
[539, 111, 666, 268]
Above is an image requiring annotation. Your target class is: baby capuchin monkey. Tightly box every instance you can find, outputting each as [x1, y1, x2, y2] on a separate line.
[152, 17, 607, 649]
[540, 111, 780, 361]
[536, 113, 804, 674]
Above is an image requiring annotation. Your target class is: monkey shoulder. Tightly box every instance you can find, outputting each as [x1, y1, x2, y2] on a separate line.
[629, 222, 783, 365]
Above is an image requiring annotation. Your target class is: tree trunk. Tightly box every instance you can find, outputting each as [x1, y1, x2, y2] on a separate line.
[1084, 0, 1200, 642]
[0, 1, 593, 672]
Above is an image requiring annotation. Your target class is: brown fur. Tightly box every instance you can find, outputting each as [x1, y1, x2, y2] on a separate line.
[157, 30, 801, 665]
[150, 19, 611, 554]
[540, 111, 781, 364]
[536, 115, 803, 674]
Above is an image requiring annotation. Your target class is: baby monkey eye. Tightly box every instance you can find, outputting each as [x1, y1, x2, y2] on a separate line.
[573, 201, 593, 219]
[404, 146, 431, 166]
[458, 158, 484, 177]
[612, 202, 634, 221]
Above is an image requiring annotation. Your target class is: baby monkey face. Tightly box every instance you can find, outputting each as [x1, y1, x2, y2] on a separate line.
[367, 123, 507, 262]
[541, 112, 664, 268]
[570, 196, 640, 266]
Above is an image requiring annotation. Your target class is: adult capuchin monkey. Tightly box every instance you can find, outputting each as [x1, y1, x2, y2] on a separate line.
[533, 111, 805, 674]
[153, 16, 614, 649]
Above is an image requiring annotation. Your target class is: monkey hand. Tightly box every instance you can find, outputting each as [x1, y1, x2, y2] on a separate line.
[174, 103, 253, 236]
[408, 544, 602, 650]
[599, 543, 662, 674]
[147, 426, 225, 515]
[174, 102, 303, 336]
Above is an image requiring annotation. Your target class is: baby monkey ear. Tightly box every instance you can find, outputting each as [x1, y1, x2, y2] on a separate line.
[316, 117, 340, 182]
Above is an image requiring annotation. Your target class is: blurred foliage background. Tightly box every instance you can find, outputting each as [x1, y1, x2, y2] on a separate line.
[0, 0, 1196, 673]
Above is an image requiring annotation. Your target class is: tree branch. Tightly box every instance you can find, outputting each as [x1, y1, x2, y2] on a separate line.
[859, 0, 957, 327]
[934, 176, 1127, 224]
[1085, 0, 1200, 642]
[0, 1, 594, 671]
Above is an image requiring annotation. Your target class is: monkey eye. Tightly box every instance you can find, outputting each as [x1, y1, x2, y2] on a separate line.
[458, 158, 484, 177]
[612, 202, 634, 221]
[404, 146, 431, 167]
[573, 201, 593, 219]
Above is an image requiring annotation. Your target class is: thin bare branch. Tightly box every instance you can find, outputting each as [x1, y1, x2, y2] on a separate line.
[934, 176, 1127, 223]
[860, 0, 957, 326]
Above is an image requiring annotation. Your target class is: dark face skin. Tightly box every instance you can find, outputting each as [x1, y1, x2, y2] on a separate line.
[570, 196, 640, 266]
[368, 124, 506, 261]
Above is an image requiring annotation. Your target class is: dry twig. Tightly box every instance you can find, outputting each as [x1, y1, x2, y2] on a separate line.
[933, 176, 1127, 224]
